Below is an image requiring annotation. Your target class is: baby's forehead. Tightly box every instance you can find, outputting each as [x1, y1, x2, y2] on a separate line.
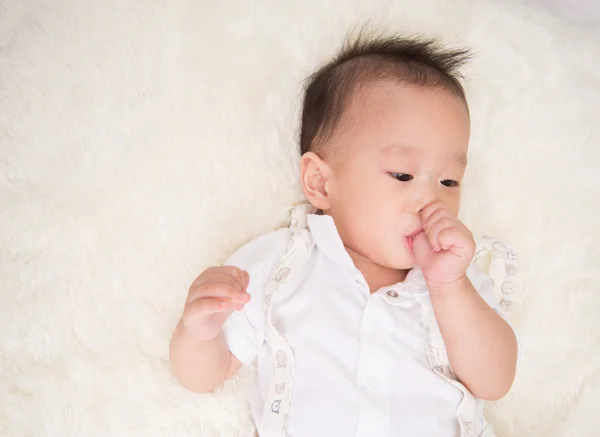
[331, 81, 469, 154]
[348, 79, 468, 115]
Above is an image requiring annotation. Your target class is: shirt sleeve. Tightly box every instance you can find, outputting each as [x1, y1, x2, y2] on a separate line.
[468, 264, 509, 318]
[221, 228, 292, 367]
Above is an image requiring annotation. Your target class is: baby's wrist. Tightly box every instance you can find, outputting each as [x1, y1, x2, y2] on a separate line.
[426, 274, 470, 296]
[178, 317, 221, 344]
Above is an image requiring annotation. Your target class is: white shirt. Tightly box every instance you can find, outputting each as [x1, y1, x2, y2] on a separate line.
[223, 213, 511, 437]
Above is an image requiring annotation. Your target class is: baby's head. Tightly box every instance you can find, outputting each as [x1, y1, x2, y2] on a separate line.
[299, 33, 471, 271]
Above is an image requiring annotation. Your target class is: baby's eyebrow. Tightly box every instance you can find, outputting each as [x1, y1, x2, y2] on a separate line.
[381, 144, 419, 156]
[455, 153, 468, 167]
[381, 144, 468, 167]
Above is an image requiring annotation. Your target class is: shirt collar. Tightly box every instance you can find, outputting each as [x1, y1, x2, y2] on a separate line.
[305, 212, 427, 292]
[306, 213, 355, 268]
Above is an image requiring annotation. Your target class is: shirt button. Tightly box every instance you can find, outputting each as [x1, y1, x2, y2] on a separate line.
[386, 290, 398, 298]
[367, 376, 380, 389]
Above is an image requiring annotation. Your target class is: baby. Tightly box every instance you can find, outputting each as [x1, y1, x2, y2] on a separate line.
[170, 34, 518, 437]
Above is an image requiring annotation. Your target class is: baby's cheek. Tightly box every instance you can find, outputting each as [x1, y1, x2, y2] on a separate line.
[444, 193, 461, 217]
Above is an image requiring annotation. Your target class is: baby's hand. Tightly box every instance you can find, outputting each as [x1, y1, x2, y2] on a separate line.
[412, 202, 475, 290]
[182, 266, 251, 342]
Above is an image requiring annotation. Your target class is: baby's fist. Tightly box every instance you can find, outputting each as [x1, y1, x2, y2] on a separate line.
[182, 266, 251, 342]
[412, 202, 475, 288]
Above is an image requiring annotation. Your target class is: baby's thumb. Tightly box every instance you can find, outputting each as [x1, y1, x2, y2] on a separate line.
[412, 232, 432, 265]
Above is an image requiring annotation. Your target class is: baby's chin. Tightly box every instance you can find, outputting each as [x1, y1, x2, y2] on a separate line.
[379, 251, 417, 271]
[391, 261, 417, 271]
[349, 240, 416, 271]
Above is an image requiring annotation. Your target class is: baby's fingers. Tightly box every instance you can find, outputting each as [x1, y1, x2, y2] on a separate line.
[423, 207, 450, 230]
[203, 266, 249, 292]
[187, 297, 231, 318]
[420, 201, 445, 224]
[426, 217, 456, 252]
[438, 227, 474, 257]
[187, 282, 250, 305]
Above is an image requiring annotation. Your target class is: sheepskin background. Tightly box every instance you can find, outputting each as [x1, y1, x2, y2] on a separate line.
[1, 0, 599, 436]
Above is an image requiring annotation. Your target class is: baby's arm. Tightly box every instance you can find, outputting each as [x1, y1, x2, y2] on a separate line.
[428, 278, 517, 400]
[170, 229, 290, 393]
[169, 266, 249, 393]
[415, 201, 518, 400]
[170, 321, 242, 393]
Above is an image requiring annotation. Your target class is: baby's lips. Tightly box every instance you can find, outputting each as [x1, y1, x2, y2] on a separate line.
[408, 227, 425, 238]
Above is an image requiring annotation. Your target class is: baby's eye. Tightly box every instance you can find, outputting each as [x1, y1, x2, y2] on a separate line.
[441, 179, 460, 187]
[391, 173, 414, 182]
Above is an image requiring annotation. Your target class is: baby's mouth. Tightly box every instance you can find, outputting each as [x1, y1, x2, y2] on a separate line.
[407, 228, 424, 239]
[406, 228, 424, 253]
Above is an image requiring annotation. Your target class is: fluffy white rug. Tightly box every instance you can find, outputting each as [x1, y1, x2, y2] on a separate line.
[1, 1, 599, 436]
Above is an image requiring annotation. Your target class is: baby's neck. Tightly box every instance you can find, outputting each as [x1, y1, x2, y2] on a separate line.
[348, 253, 409, 294]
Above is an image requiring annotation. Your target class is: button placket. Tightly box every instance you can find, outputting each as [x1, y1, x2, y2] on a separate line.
[382, 287, 427, 308]
[356, 301, 392, 437]
[372, 319, 384, 332]
[353, 273, 368, 293]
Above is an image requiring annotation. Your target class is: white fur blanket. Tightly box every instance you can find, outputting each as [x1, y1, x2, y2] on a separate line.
[1, 1, 599, 436]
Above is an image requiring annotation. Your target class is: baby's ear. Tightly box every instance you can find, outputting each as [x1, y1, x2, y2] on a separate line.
[300, 152, 332, 211]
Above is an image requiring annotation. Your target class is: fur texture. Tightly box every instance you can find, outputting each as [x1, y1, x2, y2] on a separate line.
[1, 1, 599, 436]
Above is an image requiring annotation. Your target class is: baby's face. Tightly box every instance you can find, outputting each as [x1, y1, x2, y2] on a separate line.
[324, 81, 470, 270]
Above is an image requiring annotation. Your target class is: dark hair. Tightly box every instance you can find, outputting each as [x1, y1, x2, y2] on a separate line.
[300, 32, 471, 155]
